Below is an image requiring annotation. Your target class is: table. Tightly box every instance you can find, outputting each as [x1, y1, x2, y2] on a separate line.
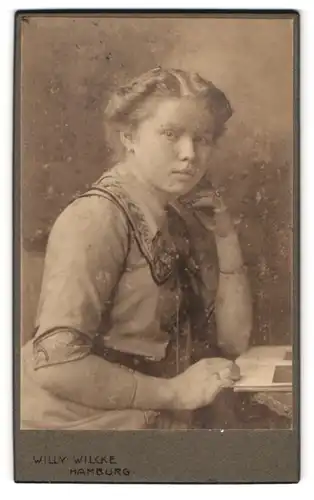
[193, 389, 293, 429]
[253, 391, 293, 420]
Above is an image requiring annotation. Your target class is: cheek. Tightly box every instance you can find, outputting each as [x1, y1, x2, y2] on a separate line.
[138, 133, 172, 158]
[192, 147, 212, 178]
[159, 137, 177, 156]
[197, 144, 212, 161]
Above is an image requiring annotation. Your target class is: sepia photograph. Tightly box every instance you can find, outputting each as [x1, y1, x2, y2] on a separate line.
[16, 11, 297, 443]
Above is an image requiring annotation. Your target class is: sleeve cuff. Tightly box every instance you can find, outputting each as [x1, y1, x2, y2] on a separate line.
[33, 328, 93, 369]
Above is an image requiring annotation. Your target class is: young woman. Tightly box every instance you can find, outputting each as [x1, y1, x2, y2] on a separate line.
[21, 67, 253, 430]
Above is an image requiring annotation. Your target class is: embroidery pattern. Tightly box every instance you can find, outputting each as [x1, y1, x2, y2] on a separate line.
[33, 329, 92, 369]
[78, 174, 179, 285]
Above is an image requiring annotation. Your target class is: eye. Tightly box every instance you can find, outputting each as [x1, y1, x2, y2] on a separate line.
[162, 129, 177, 140]
[194, 135, 213, 146]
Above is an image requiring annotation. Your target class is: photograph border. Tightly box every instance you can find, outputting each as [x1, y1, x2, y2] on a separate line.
[13, 8, 300, 483]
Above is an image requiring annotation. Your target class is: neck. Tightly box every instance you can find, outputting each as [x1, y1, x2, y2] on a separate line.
[113, 160, 174, 210]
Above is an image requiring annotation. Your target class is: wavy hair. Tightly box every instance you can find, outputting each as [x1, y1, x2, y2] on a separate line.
[104, 67, 233, 161]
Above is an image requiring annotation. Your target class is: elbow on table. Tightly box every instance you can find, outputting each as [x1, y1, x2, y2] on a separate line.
[219, 338, 249, 358]
[217, 326, 251, 358]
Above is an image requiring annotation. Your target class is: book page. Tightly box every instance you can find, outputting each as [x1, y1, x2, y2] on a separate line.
[234, 345, 293, 392]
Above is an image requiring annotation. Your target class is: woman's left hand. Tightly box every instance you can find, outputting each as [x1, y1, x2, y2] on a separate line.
[188, 190, 236, 238]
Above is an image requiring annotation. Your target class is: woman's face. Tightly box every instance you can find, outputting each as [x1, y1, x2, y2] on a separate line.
[127, 96, 218, 198]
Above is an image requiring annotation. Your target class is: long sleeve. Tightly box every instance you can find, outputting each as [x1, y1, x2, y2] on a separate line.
[25, 196, 179, 415]
[33, 195, 130, 369]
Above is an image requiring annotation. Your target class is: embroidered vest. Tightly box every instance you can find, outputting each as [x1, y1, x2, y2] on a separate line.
[77, 174, 215, 344]
[78, 174, 197, 284]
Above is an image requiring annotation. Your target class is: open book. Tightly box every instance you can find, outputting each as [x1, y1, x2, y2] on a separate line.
[233, 345, 293, 392]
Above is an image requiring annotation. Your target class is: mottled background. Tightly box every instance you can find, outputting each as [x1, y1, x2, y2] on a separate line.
[20, 15, 294, 346]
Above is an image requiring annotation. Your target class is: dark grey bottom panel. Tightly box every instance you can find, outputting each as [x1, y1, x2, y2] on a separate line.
[14, 430, 299, 483]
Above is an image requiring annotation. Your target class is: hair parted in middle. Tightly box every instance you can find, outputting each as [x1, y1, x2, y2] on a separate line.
[104, 66, 233, 160]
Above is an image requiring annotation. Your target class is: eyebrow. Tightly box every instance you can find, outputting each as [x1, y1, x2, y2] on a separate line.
[158, 122, 183, 131]
[195, 129, 214, 136]
[159, 122, 213, 135]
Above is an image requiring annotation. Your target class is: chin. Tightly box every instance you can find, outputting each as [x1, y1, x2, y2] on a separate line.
[172, 181, 198, 196]
[163, 183, 192, 197]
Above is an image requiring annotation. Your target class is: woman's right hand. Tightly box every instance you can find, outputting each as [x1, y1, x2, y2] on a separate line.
[169, 358, 240, 411]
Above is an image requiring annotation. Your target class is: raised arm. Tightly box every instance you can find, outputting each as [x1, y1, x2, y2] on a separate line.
[213, 224, 252, 355]
[185, 192, 253, 357]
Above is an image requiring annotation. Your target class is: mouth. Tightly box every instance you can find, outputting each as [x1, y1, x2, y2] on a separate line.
[172, 170, 194, 178]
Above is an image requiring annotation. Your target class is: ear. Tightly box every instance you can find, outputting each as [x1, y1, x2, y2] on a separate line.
[119, 130, 135, 152]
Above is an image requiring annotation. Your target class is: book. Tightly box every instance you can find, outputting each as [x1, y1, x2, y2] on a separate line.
[234, 345, 293, 393]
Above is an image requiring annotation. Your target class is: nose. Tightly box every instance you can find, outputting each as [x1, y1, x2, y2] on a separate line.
[177, 135, 195, 162]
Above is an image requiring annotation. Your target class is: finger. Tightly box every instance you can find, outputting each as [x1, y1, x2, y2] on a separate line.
[193, 189, 216, 199]
[217, 365, 239, 382]
[204, 364, 234, 378]
[205, 365, 234, 380]
[192, 199, 227, 216]
[230, 362, 241, 381]
[196, 188, 224, 202]
[220, 378, 235, 389]
[190, 197, 215, 208]
[213, 373, 235, 392]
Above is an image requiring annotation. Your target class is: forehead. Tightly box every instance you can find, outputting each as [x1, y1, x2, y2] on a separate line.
[145, 97, 215, 133]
